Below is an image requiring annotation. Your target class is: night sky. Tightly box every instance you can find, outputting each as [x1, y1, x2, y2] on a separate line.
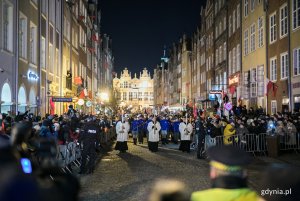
[100, 0, 205, 75]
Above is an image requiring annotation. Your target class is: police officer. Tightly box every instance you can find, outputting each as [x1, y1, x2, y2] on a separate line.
[79, 116, 100, 174]
[191, 146, 261, 201]
[195, 115, 205, 159]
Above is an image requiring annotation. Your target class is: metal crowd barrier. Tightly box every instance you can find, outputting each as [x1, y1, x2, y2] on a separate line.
[279, 133, 300, 152]
[56, 127, 116, 172]
[205, 133, 268, 156]
[57, 141, 81, 173]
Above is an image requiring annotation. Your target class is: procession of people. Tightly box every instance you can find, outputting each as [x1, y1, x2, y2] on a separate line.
[113, 104, 300, 159]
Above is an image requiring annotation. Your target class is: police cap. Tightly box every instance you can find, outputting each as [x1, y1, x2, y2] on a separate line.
[207, 145, 252, 167]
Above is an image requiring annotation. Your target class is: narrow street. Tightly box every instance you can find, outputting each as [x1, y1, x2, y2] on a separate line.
[78, 139, 299, 201]
[79, 140, 210, 201]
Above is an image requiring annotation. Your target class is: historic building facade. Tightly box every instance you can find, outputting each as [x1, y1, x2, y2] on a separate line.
[242, 0, 267, 111]
[266, 0, 290, 113]
[0, 0, 113, 116]
[290, 0, 300, 112]
[113, 68, 154, 112]
[228, 0, 242, 105]
[0, 0, 17, 114]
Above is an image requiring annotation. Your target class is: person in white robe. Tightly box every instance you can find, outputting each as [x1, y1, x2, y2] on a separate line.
[179, 117, 193, 153]
[147, 116, 161, 152]
[115, 117, 130, 153]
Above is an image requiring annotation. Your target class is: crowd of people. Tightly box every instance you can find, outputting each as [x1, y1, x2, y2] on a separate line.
[0, 105, 114, 201]
[115, 106, 300, 158]
[1, 104, 300, 201]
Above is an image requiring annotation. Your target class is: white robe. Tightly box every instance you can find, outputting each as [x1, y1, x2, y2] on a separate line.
[179, 122, 193, 141]
[147, 121, 161, 142]
[116, 121, 130, 142]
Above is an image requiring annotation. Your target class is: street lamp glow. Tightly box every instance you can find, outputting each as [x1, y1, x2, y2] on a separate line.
[100, 92, 109, 101]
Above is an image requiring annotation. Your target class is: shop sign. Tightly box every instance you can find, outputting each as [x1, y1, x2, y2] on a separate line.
[52, 97, 73, 102]
[86, 101, 92, 107]
[27, 71, 39, 81]
[209, 90, 223, 94]
[78, 99, 85, 106]
[209, 94, 217, 100]
[229, 75, 239, 85]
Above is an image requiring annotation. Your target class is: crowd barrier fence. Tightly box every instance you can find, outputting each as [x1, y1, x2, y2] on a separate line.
[57, 127, 116, 172]
[204, 132, 300, 156]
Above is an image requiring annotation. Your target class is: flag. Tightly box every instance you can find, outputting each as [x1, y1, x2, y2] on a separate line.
[193, 103, 197, 118]
[88, 47, 95, 53]
[229, 85, 236, 95]
[49, 97, 55, 115]
[79, 90, 85, 98]
[266, 80, 273, 95]
[78, 15, 85, 21]
[273, 83, 278, 97]
[92, 34, 98, 42]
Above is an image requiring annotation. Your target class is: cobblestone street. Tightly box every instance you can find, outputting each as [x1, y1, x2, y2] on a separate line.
[79, 139, 299, 201]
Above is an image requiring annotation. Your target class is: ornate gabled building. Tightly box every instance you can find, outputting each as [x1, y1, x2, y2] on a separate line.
[113, 68, 154, 112]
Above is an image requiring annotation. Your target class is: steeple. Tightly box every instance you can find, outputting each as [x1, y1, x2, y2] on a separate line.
[161, 45, 169, 63]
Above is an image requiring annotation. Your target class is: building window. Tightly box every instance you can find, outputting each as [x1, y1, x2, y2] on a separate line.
[257, 65, 264, 96]
[30, 23, 37, 64]
[229, 15, 232, 36]
[233, 10, 236, 33]
[219, 22, 222, 35]
[55, 48, 59, 75]
[223, 42, 226, 61]
[243, 71, 250, 99]
[280, 4, 288, 38]
[270, 57, 277, 81]
[237, 44, 241, 71]
[223, 17, 226, 31]
[79, 26, 86, 52]
[233, 48, 236, 74]
[280, 52, 288, 79]
[129, 92, 133, 101]
[219, 46, 222, 63]
[244, 29, 249, 55]
[244, 0, 249, 17]
[229, 51, 232, 75]
[258, 17, 264, 47]
[49, 43, 54, 73]
[144, 92, 148, 101]
[216, 49, 219, 65]
[250, 23, 256, 52]
[41, 37, 46, 69]
[138, 92, 142, 101]
[19, 13, 27, 59]
[2, 2, 13, 52]
[293, 48, 300, 76]
[63, 17, 70, 41]
[293, 0, 300, 30]
[237, 4, 240, 28]
[250, 0, 255, 12]
[215, 26, 218, 38]
[123, 92, 127, 101]
[271, 101, 277, 114]
[269, 12, 277, 44]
